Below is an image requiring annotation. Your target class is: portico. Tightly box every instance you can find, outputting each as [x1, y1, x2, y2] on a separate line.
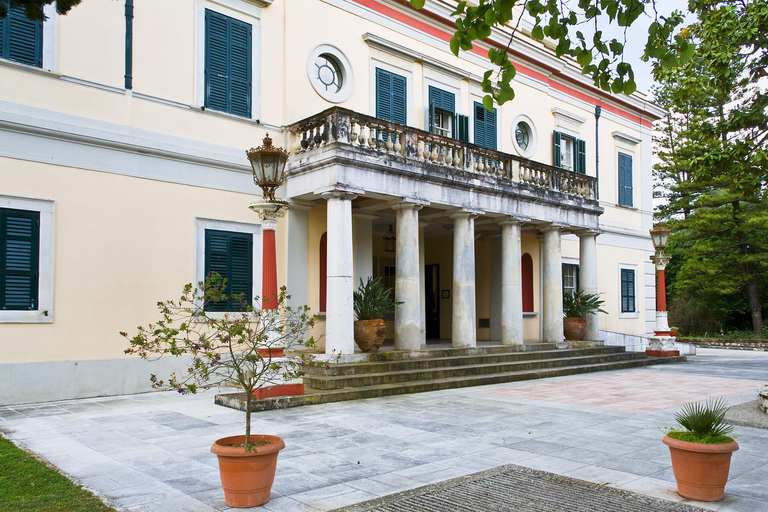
[284, 107, 603, 355]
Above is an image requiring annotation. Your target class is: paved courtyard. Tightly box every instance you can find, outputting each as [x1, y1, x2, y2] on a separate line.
[1, 348, 767, 512]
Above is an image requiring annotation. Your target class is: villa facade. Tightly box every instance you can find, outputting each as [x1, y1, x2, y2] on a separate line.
[0, 0, 663, 405]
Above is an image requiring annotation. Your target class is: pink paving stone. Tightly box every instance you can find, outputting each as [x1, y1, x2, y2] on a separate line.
[482, 372, 764, 412]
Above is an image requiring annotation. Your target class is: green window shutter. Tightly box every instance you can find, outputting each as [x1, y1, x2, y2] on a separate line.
[1, 7, 43, 67]
[553, 131, 562, 168]
[376, 68, 406, 126]
[0, 208, 40, 310]
[576, 139, 587, 174]
[456, 114, 469, 142]
[621, 268, 635, 313]
[204, 229, 253, 312]
[428, 86, 455, 114]
[390, 73, 406, 125]
[428, 100, 435, 133]
[473, 102, 497, 150]
[618, 152, 633, 207]
[205, 9, 251, 117]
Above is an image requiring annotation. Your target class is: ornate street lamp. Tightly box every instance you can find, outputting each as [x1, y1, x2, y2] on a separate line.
[647, 223, 677, 357]
[247, 134, 290, 310]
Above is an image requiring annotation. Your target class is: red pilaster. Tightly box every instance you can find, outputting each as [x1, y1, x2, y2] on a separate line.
[262, 228, 278, 309]
[657, 268, 667, 312]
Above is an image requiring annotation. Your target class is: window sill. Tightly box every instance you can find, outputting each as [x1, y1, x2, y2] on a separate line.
[614, 204, 637, 211]
[619, 312, 640, 319]
[0, 58, 60, 78]
[191, 105, 260, 125]
[523, 312, 540, 317]
[0, 310, 53, 323]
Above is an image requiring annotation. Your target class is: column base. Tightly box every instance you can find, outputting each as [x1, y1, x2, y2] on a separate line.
[645, 350, 680, 357]
[646, 336, 678, 357]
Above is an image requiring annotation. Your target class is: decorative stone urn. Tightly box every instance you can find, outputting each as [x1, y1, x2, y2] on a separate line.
[354, 319, 387, 352]
[563, 317, 587, 341]
[759, 386, 768, 414]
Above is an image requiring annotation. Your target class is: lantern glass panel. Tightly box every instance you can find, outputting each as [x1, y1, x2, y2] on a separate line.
[261, 155, 279, 182]
[250, 155, 264, 181]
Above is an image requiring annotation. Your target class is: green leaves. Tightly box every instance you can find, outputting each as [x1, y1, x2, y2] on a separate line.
[410, 0, 426, 9]
[353, 277, 402, 320]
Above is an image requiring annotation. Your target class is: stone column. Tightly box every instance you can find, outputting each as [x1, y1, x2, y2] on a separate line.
[285, 201, 314, 310]
[392, 202, 425, 350]
[451, 210, 480, 348]
[353, 213, 376, 290]
[499, 218, 525, 345]
[322, 190, 357, 355]
[578, 230, 600, 341]
[541, 225, 564, 343]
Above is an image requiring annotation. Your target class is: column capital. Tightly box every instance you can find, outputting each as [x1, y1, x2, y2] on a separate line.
[449, 208, 483, 220]
[497, 215, 530, 227]
[573, 227, 603, 238]
[249, 199, 288, 227]
[390, 197, 429, 211]
[317, 185, 363, 201]
[538, 222, 568, 233]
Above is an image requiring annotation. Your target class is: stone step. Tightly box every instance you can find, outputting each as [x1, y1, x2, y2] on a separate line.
[311, 346, 628, 378]
[339, 342, 560, 363]
[214, 355, 687, 412]
[305, 352, 646, 390]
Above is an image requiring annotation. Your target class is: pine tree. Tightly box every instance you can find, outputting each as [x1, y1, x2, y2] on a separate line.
[0, 1, 82, 20]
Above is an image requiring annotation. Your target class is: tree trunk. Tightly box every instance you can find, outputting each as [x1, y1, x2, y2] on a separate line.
[733, 201, 764, 338]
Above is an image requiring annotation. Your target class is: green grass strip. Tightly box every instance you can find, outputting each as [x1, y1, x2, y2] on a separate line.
[666, 430, 735, 445]
[0, 435, 116, 512]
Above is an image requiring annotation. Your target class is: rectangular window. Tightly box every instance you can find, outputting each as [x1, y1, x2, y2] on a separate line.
[204, 229, 253, 312]
[428, 86, 455, 137]
[204, 9, 252, 118]
[375, 68, 407, 125]
[473, 102, 497, 150]
[0, 6, 43, 67]
[562, 264, 579, 297]
[1, 207, 40, 311]
[620, 268, 635, 313]
[618, 152, 633, 207]
[553, 131, 586, 173]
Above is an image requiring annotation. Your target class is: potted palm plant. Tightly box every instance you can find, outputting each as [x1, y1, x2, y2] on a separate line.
[122, 273, 315, 508]
[663, 398, 739, 502]
[562, 291, 607, 341]
[353, 277, 401, 352]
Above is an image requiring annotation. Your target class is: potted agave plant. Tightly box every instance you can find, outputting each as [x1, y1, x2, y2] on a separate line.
[663, 397, 738, 502]
[562, 291, 607, 341]
[353, 276, 401, 352]
[122, 273, 315, 508]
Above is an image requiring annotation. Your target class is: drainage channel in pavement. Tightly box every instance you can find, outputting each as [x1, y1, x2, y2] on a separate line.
[334, 464, 704, 512]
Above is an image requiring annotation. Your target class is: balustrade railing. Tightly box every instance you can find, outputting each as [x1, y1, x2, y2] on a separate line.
[288, 107, 596, 200]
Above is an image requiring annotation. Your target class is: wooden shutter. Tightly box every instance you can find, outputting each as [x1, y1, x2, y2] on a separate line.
[455, 114, 470, 142]
[204, 229, 252, 312]
[205, 9, 251, 117]
[474, 102, 497, 150]
[618, 152, 633, 207]
[0, 7, 43, 67]
[391, 72, 406, 125]
[1, 208, 40, 310]
[553, 131, 562, 168]
[428, 86, 455, 114]
[621, 268, 635, 313]
[576, 139, 587, 174]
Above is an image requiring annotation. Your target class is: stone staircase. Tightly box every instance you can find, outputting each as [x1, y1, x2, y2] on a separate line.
[215, 343, 685, 412]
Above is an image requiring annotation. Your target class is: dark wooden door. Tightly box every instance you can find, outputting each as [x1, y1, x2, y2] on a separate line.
[425, 264, 440, 339]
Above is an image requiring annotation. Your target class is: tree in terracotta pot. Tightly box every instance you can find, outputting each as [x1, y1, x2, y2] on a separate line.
[353, 277, 401, 352]
[122, 273, 316, 508]
[562, 291, 607, 341]
[663, 398, 738, 502]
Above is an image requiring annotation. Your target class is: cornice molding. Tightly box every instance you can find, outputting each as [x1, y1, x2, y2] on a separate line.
[363, 32, 470, 80]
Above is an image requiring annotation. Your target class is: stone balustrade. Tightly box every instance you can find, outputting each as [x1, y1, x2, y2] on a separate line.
[288, 107, 597, 201]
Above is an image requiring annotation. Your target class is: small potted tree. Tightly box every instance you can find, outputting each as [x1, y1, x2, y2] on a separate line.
[663, 398, 739, 502]
[122, 273, 315, 508]
[353, 277, 401, 352]
[562, 291, 607, 341]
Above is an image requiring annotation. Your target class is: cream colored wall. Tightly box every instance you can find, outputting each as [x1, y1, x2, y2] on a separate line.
[475, 237, 491, 341]
[521, 233, 541, 340]
[0, 157, 275, 364]
[306, 205, 327, 350]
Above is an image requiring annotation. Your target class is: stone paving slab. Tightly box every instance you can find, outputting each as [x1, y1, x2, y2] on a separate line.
[333, 464, 705, 512]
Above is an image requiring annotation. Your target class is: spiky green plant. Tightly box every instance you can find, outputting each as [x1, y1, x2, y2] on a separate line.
[667, 397, 735, 444]
[353, 277, 402, 320]
[562, 291, 608, 318]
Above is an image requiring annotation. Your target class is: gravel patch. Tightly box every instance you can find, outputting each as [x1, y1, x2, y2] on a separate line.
[334, 464, 704, 512]
[726, 400, 768, 430]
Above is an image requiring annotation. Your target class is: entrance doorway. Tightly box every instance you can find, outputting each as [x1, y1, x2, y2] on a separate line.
[425, 264, 440, 340]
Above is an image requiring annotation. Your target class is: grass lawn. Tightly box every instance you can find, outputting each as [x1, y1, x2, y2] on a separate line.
[0, 435, 116, 512]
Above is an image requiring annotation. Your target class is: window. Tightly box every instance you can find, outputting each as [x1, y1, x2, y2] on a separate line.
[428, 86, 455, 137]
[0, 6, 43, 67]
[204, 229, 253, 312]
[204, 9, 252, 117]
[553, 131, 586, 174]
[618, 152, 633, 207]
[307, 44, 354, 103]
[620, 268, 635, 313]
[1, 207, 39, 311]
[562, 264, 579, 297]
[474, 102, 497, 150]
[375, 68, 406, 125]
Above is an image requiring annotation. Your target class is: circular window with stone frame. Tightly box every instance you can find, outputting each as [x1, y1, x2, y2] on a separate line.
[511, 114, 537, 158]
[307, 44, 354, 103]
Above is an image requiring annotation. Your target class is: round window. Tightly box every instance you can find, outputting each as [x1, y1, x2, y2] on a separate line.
[511, 115, 537, 157]
[307, 44, 354, 103]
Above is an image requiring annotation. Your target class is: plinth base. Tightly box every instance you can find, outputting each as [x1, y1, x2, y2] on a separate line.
[646, 349, 680, 357]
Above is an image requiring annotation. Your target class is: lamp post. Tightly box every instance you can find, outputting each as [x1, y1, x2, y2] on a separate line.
[246, 134, 289, 310]
[647, 223, 678, 357]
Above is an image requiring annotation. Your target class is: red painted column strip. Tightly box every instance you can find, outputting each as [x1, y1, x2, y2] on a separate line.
[262, 228, 278, 310]
[657, 268, 667, 313]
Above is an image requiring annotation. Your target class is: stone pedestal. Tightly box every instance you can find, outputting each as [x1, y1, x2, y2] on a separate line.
[647, 335, 679, 357]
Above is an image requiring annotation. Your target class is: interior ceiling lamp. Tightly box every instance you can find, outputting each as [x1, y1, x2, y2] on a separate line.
[246, 134, 290, 201]
[383, 225, 396, 252]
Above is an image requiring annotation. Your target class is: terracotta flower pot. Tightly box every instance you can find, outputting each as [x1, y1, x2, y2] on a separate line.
[663, 435, 739, 501]
[670, 328, 679, 337]
[210, 434, 285, 508]
[563, 317, 587, 341]
[354, 319, 387, 352]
